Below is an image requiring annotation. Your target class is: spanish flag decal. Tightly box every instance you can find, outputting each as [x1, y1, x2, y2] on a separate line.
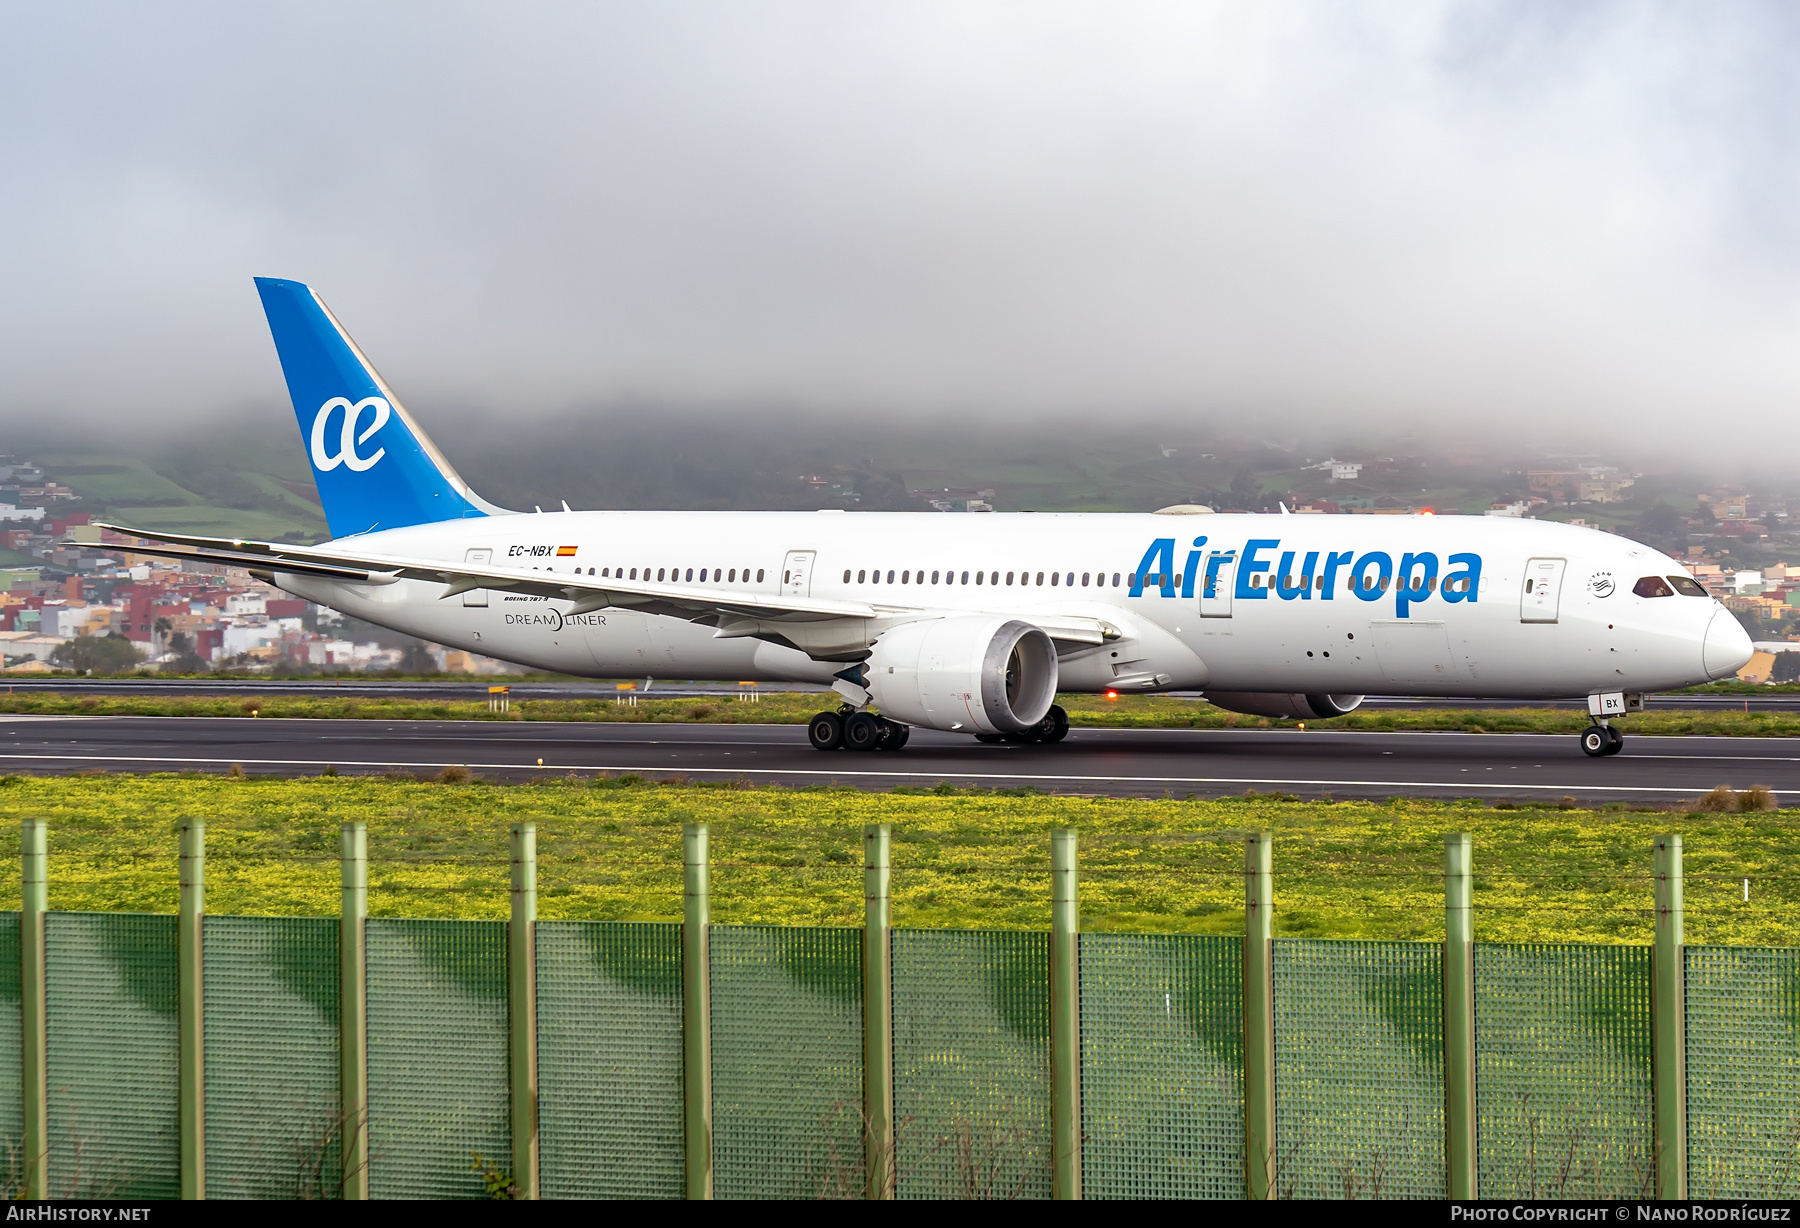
[556, 545, 578, 557]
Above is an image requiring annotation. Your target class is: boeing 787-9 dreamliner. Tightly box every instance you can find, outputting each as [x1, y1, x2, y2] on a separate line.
[102, 278, 1754, 759]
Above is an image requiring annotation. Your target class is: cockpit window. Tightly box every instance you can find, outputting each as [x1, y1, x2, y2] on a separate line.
[1667, 575, 1708, 597]
[1633, 575, 1674, 598]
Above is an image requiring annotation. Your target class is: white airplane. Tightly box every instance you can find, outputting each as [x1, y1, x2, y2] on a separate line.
[105, 278, 1753, 759]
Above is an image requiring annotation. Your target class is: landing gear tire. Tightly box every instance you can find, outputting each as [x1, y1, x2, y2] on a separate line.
[1580, 726, 1611, 758]
[1602, 725, 1624, 756]
[807, 711, 844, 752]
[1039, 705, 1070, 743]
[974, 733, 1006, 744]
[844, 712, 885, 752]
[877, 720, 910, 751]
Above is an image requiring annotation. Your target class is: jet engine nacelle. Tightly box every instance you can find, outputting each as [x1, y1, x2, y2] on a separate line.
[866, 616, 1059, 735]
[1204, 692, 1365, 720]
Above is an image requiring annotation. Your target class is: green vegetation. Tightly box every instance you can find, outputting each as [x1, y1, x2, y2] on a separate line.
[0, 775, 1789, 946]
[31, 437, 329, 542]
[4, 690, 1800, 737]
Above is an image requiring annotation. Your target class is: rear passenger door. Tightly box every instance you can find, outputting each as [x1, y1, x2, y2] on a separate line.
[463, 548, 492, 606]
[1520, 557, 1566, 623]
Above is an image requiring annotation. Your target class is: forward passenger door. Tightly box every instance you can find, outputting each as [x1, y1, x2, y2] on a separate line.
[1520, 557, 1566, 623]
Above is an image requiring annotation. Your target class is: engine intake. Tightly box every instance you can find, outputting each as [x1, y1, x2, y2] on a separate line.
[1204, 692, 1364, 720]
[866, 617, 1059, 734]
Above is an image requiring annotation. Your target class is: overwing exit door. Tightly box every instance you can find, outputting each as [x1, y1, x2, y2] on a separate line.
[1200, 551, 1235, 617]
[782, 550, 815, 598]
[463, 548, 491, 606]
[1520, 557, 1566, 623]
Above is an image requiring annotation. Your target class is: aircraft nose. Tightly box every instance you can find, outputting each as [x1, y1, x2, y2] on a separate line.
[1703, 608, 1755, 680]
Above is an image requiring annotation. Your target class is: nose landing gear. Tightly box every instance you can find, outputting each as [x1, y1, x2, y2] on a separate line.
[1580, 722, 1624, 757]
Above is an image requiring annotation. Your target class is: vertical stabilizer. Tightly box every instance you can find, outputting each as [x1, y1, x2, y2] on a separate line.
[253, 277, 507, 538]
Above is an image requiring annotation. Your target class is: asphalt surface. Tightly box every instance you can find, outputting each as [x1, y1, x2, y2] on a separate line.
[3, 715, 1794, 802]
[3, 678, 1799, 710]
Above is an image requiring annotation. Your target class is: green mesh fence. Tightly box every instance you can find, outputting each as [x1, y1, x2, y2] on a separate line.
[711, 926, 862, 1199]
[1476, 943, 1652, 1200]
[1686, 946, 1800, 1198]
[367, 919, 509, 1199]
[46, 912, 178, 1199]
[0, 913, 21, 1170]
[893, 929, 1050, 1200]
[1272, 939, 1444, 1199]
[203, 916, 340, 1199]
[536, 921, 683, 1199]
[1080, 933, 1244, 1199]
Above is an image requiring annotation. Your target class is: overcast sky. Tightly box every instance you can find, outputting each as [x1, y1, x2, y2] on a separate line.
[1, 1, 1796, 445]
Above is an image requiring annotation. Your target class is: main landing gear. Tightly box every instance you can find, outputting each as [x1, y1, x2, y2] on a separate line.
[808, 707, 910, 752]
[974, 705, 1070, 746]
[1579, 722, 1624, 757]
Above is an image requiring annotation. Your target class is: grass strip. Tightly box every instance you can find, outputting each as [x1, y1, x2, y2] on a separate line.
[1, 690, 1799, 736]
[0, 774, 1791, 946]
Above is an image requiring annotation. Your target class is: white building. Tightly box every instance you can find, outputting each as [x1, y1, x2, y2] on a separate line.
[0, 631, 65, 662]
[221, 621, 281, 656]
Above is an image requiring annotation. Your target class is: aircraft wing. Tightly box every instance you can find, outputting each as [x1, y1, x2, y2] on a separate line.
[95, 524, 882, 623]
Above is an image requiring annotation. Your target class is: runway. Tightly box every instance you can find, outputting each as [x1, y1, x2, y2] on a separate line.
[1, 714, 1794, 802]
[3, 678, 1798, 710]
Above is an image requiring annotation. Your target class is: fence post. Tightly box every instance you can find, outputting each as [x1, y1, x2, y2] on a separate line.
[1653, 834, 1687, 1200]
[20, 819, 47, 1199]
[178, 821, 205, 1199]
[509, 822, 539, 1199]
[1243, 831, 1275, 1200]
[1443, 832, 1475, 1199]
[340, 821, 369, 1201]
[683, 823, 712, 1200]
[1050, 828, 1082, 1200]
[863, 824, 894, 1200]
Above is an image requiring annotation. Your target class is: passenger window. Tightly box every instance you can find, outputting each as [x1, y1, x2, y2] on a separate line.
[1668, 576, 1707, 597]
[657, 568, 666, 581]
[902, 570, 910, 583]
[1634, 576, 1674, 598]
[1036, 572, 1045, 586]
[757, 569, 765, 582]
[887, 570, 895, 584]
[932, 571, 940, 584]
[1127, 573, 1137, 588]
[961, 571, 970, 584]
[1081, 573, 1089, 587]
[976, 572, 984, 585]
[630, 568, 638, 579]
[1051, 572, 1059, 586]
[699, 569, 707, 582]
[844, 570, 852, 583]
[858, 570, 866, 583]
[729, 569, 736, 582]
[1113, 573, 1121, 587]
[1006, 572, 1015, 585]
[686, 569, 694, 581]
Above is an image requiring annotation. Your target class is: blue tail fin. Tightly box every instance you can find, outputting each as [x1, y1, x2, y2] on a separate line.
[254, 277, 504, 538]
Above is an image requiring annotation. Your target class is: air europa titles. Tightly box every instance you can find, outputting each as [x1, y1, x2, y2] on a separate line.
[1130, 536, 1483, 618]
